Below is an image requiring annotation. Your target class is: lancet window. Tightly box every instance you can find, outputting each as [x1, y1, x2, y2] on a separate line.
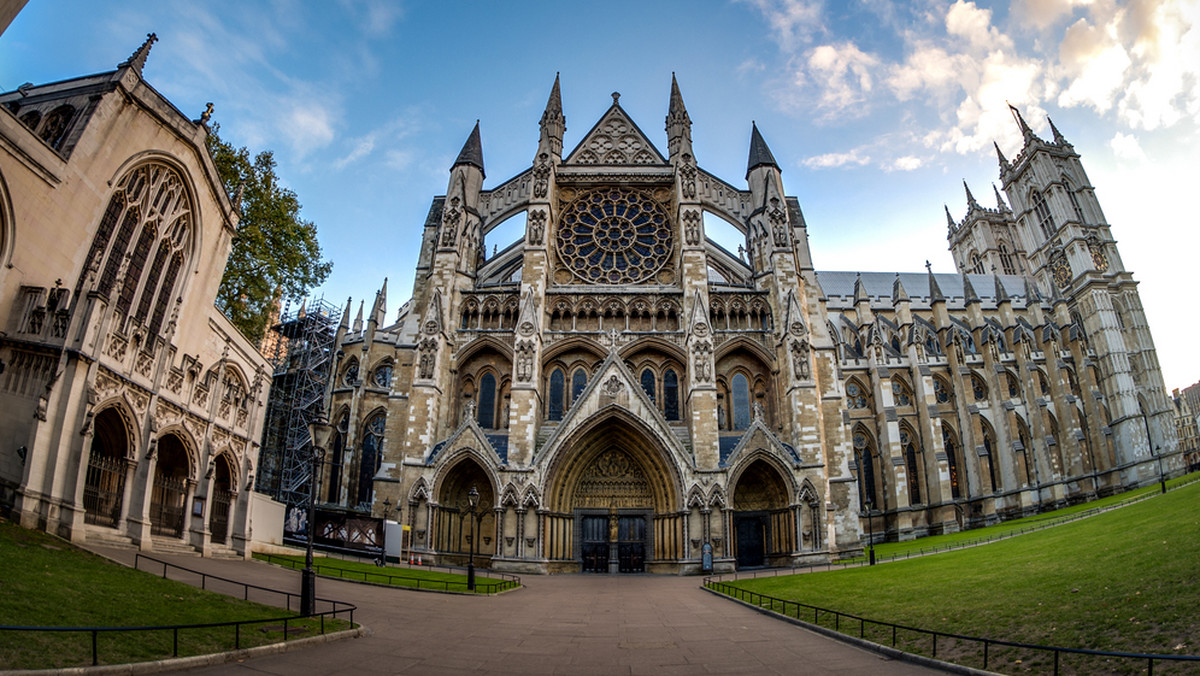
[326, 412, 349, 503]
[1031, 190, 1054, 239]
[854, 426, 878, 509]
[356, 412, 385, 509]
[942, 424, 962, 499]
[901, 426, 922, 505]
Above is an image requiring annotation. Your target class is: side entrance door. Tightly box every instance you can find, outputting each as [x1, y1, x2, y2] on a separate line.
[735, 514, 767, 568]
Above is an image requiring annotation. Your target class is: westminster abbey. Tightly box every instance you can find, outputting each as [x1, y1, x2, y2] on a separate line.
[311, 76, 1180, 573]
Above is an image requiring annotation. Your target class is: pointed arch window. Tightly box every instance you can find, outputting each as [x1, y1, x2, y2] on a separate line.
[981, 420, 998, 493]
[327, 412, 349, 503]
[942, 424, 962, 498]
[477, 372, 497, 428]
[846, 378, 870, 409]
[663, 369, 680, 421]
[933, 376, 953, 404]
[901, 427, 922, 505]
[1016, 417, 1034, 486]
[1064, 177, 1085, 223]
[357, 413, 386, 509]
[571, 368, 588, 404]
[999, 242, 1016, 275]
[971, 373, 988, 401]
[641, 369, 656, 404]
[854, 427, 877, 509]
[731, 372, 751, 430]
[1031, 190, 1054, 239]
[892, 377, 913, 407]
[548, 368, 565, 421]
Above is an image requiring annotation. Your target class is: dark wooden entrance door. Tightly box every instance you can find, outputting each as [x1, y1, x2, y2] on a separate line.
[580, 516, 608, 573]
[617, 516, 645, 573]
[735, 515, 767, 568]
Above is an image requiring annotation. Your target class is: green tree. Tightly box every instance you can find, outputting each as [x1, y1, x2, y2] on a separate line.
[206, 125, 331, 344]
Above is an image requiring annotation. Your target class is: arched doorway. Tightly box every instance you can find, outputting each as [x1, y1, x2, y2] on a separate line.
[544, 413, 683, 573]
[150, 434, 190, 538]
[731, 459, 791, 568]
[433, 457, 496, 566]
[83, 408, 131, 527]
[209, 454, 235, 545]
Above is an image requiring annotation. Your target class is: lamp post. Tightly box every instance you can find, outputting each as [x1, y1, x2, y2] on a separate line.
[864, 496, 876, 566]
[466, 486, 479, 591]
[1155, 445, 1167, 494]
[302, 416, 333, 616]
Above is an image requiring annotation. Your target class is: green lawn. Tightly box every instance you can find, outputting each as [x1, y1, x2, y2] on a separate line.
[722, 480, 1200, 674]
[255, 552, 519, 593]
[0, 519, 351, 670]
[840, 472, 1200, 564]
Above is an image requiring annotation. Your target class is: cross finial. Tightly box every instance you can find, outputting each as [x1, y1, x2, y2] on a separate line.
[612, 92, 620, 104]
[925, 260, 932, 274]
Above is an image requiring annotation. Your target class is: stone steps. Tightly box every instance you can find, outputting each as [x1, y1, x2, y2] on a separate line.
[84, 524, 138, 550]
[150, 536, 200, 557]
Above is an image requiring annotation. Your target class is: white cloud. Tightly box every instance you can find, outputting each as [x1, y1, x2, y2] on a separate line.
[337, 0, 405, 38]
[737, 0, 825, 51]
[802, 149, 871, 168]
[1109, 131, 1148, 160]
[284, 103, 336, 157]
[1013, 0, 1087, 30]
[334, 136, 377, 170]
[945, 0, 1012, 52]
[802, 42, 879, 118]
[1056, 17, 1132, 113]
[890, 155, 924, 171]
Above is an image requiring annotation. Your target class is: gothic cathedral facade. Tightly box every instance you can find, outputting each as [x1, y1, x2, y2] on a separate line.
[321, 77, 1180, 574]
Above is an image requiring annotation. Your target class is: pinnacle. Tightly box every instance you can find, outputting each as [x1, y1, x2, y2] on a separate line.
[453, 121, 485, 177]
[119, 33, 158, 75]
[746, 122, 779, 178]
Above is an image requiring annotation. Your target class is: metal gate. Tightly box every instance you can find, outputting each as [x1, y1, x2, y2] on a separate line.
[210, 489, 232, 544]
[149, 474, 187, 538]
[83, 455, 126, 527]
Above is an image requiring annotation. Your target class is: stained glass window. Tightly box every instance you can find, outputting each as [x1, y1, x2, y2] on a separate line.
[846, 380, 869, 409]
[556, 187, 672, 284]
[664, 369, 679, 421]
[477, 373, 496, 428]
[373, 364, 393, 388]
[731, 373, 751, 430]
[641, 369, 656, 403]
[548, 368, 565, 421]
[571, 368, 588, 403]
[357, 413, 385, 508]
[933, 377, 952, 404]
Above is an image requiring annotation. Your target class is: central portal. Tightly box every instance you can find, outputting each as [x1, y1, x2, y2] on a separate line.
[579, 513, 647, 573]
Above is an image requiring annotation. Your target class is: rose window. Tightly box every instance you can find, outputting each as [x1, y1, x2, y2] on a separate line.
[556, 187, 672, 284]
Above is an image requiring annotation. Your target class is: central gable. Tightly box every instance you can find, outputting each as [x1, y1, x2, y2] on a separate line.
[564, 96, 668, 166]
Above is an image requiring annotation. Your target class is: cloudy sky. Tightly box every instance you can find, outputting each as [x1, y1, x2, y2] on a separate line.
[2, 0, 1198, 390]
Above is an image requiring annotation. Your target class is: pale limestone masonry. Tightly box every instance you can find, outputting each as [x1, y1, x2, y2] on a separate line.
[0, 37, 269, 557]
[319, 79, 1181, 574]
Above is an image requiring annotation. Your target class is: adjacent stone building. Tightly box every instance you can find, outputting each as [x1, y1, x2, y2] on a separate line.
[0, 37, 270, 556]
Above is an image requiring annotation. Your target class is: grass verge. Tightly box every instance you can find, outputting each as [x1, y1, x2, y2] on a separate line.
[722, 480, 1200, 674]
[0, 518, 351, 670]
[255, 553, 518, 593]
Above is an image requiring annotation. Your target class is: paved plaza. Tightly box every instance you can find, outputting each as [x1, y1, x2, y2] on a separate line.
[89, 546, 943, 675]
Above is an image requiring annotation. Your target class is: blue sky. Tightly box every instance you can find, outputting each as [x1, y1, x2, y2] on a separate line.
[2, 0, 1198, 391]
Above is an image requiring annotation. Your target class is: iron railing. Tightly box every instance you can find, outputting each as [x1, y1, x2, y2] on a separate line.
[704, 578, 1200, 675]
[0, 554, 356, 668]
[149, 474, 186, 537]
[256, 552, 520, 593]
[82, 454, 125, 527]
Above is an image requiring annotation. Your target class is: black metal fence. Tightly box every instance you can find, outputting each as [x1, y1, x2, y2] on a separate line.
[0, 554, 357, 668]
[704, 578, 1200, 675]
[149, 474, 186, 537]
[82, 454, 125, 527]
[256, 552, 521, 593]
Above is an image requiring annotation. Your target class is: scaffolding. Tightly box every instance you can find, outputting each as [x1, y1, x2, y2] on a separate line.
[255, 298, 340, 509]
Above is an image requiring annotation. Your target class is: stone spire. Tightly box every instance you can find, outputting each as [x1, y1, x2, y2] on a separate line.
[892, 273, 909, 302]
[746, 122, 779, 179]
[372, 278, 388, 325]
[666, 73, 693, 159]
[538, 74, 565, 158]
[962, 273, 980, 305]
[993, 183, 1009, 212]
[453, 121, 485, 178]
[963, 181, 979, 209]
[993, 275, 1010, 303]
[993, 141, 1010, 172]
[339, 296, 352, 330]
[853, 273, 868, 304]
[1008, 103, 1036, 144]
[353, 300, 364, 332]
[119, 33, 157, 75]
[1047, 116, 1070, 147]
[945, 205, 956, 231]
[928, 267, 945, 302]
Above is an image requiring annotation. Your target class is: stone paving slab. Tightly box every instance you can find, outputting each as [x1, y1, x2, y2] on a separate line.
[86, 546, 947, 675]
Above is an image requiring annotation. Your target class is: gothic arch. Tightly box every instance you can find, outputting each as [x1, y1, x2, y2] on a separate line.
[541, 335, 606, 364]
[542, 408, 684, 514]
[407, 476, 431, 504]
[0, 169, 14, 269]
[88, 402, 139, 460]
[727, 449, 797, 501]
[99, 153, 202, 277]
[456, 334, 515, 363]
[154, 424, 199, 479]
[713, 334, 775, 365]
[618, 335, 687, 364]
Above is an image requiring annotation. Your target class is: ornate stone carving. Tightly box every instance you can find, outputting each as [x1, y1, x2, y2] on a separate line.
[532, 154, 551, 199]
[682, 209, 701, 246]
[768, 197, 789, 247]
[528, 209, 546, 244]
[417, 337, 438, 380]
[602, 374, 624, 396]
[692, 340, 712, 382]
[791, 337, 811, 379]
[679, 158, 697, 199]
[556, 187, 672, 285]
[440, 196, 462, 247]
[515, 342, 534, 382]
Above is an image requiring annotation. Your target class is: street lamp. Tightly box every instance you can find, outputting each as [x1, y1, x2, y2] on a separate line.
[864, 496, 876, 566]
[302, 415, 333, 616]
[1155, 445, 1167, 494]
[466, 486, 479, 591]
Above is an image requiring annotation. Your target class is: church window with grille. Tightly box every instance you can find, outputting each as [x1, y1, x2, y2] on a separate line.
[357, 412, 386, 508]
[933, 376, 952, 404]
[999, 242, 1016, 275]
[373, 363, 393, 388]
[663, 369, 680, 421]
[892, 377, 913, 407]
[640, 369, 656, 404]
[477, 372, 497, 428]
[981, 421, 998, 492]
[846, 379, 870, 409]
[556, 187, 673, 284]
[1031, 190, 1054, 238]
[571, 368, 588, 403]
[971, 374, 988, 401]
[731, 372, 751, 430]
[1006, 371, 1020, 398]
[854, 427, 877, 509]
[548, 368, 565, 421]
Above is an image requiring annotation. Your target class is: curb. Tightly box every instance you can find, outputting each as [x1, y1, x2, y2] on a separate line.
[4, 626, 371, 675]
[701, 586, 1001, 676]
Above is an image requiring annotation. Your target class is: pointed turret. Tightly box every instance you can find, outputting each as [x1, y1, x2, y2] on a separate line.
[928, 268, 945, 303]
[296, 299, 307, 319]
[1024, 275, 1044, 304]
[453, 121, 485, 178]
[963, 181, 979, 209]
[993, 141, 1009, 170]
[962, 273, 980, 305]
[853, 273, 868, 304]
[353, 300, 364, 332]
[666, 73, 693, 160]
[339, 296, 352, 330]
[945, 205, 956, 231]
[993, 183, 1009, 211]
[993, 275, 1010, 303]
[538, 74, 565, 158]
[1047, 116, 1068, 146]
[118, 33, 157, 76]
[892, 273, 909, 302]
[746, 122, 779, 179]
[371, 278, 388, 325]
[1008, 103, 1036, 144]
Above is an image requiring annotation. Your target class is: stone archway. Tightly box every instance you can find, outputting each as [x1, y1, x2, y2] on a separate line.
[730, 458, 792, 568]
[209, 454, 235, 545]
[150, 434, 190, 538]
[543, 412, 684, 573]
[82, 408, 131, 528]
[433, 457, 496, 565]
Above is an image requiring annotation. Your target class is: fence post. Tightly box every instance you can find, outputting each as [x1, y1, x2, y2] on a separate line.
[173, 627, 179, 657]
[932, 632, 937, 657]
[983, 639, 989, 669]
[1054, 649, 1060, 676]
[92, 630, 98, 666]
[236, 623, 241, 650]
[284, 617, 289, 641]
